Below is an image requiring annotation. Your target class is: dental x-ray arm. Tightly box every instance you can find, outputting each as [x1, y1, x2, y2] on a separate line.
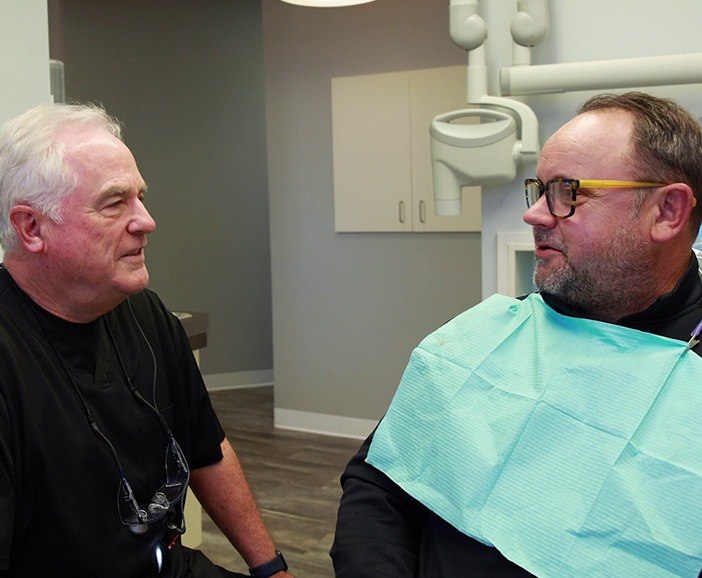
[431, 1, 542, 215]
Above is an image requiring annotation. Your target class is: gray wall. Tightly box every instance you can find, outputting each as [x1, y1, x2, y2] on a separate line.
[50, 0, 485, 421]
[50, 0, 702, 423]
[263, 0, 483, 421]
[52, 0, 272, 376]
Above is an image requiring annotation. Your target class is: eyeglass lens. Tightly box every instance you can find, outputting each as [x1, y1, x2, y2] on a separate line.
[525, 179, 576, 218]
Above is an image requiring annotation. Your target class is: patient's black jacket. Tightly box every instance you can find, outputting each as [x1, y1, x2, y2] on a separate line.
[331, 254, 702, 577]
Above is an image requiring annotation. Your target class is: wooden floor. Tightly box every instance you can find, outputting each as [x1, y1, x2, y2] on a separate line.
[197, 386, 363, 578]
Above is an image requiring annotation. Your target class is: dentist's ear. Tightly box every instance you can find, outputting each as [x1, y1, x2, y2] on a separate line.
[649, 183, 696, 243]
[9, 205, 46, 253]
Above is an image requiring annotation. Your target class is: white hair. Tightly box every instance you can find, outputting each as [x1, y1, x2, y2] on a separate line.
[0, 102, 123, 252]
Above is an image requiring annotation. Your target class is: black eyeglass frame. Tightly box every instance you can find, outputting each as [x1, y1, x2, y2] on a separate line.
[116, 427, 190, 536]
[105, 304, 191, 536]
[26, 290, 191, 538]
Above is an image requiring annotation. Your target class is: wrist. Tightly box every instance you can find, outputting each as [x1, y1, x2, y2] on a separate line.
[248, 550, 288, 577]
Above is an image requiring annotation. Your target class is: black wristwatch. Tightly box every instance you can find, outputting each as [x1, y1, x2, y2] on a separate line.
[249, 550, 287, 577]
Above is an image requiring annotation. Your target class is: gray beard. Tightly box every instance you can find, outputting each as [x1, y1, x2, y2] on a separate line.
[533, 220, 656, 319]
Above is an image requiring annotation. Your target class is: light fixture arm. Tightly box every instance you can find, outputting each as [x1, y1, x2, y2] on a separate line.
[449, 0, 488, 52]
[510, 0, 550, 65]
[430, 0, 542, 216]
[452, 0, 541, 161]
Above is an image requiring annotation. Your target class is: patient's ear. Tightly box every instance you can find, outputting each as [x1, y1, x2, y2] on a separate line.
[649, 183, 695, 242]
[9, 205, 46, 253]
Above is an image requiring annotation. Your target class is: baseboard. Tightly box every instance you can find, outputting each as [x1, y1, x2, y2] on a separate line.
[274, 407, 377, 440]
[203, 369, 274, 391]
[204, 372, 377, 439]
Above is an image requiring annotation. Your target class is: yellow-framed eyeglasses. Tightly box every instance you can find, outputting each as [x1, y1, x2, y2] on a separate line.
[524, 178, 669, 219]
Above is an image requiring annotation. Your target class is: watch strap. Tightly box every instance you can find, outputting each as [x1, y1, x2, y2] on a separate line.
[249, 550, 287, 577]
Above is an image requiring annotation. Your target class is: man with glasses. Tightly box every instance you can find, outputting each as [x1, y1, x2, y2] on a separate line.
[332, 92, 702, 577]
[0, 103, 293, 578]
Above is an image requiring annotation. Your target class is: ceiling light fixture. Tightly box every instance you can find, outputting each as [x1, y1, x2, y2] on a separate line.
[280, 0, 376, 7]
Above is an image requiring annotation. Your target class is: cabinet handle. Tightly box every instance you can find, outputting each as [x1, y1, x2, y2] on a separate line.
[399, 200, 406, 223]
[419, 200, 426, 223]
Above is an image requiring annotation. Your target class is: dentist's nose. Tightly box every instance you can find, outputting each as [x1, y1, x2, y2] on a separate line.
[129, 200, 157, 234]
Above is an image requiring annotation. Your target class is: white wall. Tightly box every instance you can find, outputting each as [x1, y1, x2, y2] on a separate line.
[481, 0, 702, 298]
[0, 1, 51, 123]
[0, 0, 52, 262]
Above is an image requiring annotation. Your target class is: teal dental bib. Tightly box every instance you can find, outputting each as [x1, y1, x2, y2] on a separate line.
[367, 293, 702, 577]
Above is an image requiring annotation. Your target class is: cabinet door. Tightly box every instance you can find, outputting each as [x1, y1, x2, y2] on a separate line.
[409, 66, 481, 232]
[332, 71, 412, 232]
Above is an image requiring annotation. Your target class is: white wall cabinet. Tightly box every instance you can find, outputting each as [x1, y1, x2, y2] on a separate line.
[332, 65, 481, 233]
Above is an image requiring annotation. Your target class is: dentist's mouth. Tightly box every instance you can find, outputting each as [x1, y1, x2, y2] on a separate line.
[122, 248, 145, 258]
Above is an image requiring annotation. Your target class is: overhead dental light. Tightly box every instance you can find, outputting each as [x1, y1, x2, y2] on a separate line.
[280, 0, 376, 6]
